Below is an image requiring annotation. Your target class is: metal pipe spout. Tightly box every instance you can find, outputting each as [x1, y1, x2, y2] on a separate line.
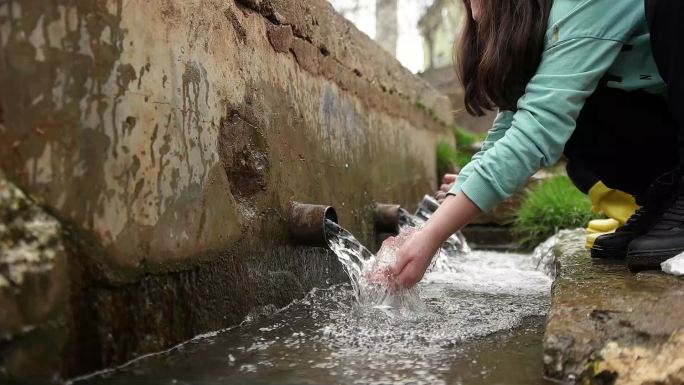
[288, 202, 338, 248]
[374, 203, 402, 234]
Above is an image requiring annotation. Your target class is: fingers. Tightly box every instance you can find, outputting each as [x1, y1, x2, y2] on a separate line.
[436, 181, 454, 204]
[434, 175, 458, 204]
[396, 261, 423, 289]
[435, 178, 455, 204]
[439, 183, 454, 193]
[391, 247, 412, 277]
[442, 174, 457, 184]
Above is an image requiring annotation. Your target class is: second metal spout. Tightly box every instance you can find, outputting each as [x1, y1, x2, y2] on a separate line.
[374, 203, 402, 234]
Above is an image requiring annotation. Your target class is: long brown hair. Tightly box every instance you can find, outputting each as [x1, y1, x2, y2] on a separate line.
[457, 0, 552, 116]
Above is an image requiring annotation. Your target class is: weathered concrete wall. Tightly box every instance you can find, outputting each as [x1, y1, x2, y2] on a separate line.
[0, 0, 453, 382]
[544, 230, 684, 385]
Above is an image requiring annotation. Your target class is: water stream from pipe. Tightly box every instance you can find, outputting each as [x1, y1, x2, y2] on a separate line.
[322, 195, 477, 313]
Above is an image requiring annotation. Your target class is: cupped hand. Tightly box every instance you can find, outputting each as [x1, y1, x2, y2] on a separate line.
[435, 174, 457, 204]
[391, 230, 441, 289]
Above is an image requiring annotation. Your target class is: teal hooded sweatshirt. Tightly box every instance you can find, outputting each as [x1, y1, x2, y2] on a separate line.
[449, 0, 666, 212]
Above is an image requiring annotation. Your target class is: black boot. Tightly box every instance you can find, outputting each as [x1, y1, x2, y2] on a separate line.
[591, 172, 677, 259]
[627, 179, 684, 272]
[591, 208, 652, 259]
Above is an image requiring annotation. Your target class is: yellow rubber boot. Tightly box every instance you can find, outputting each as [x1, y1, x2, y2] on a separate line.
[588, 182, 639, 223]
[586, 232, 603, 249]
[587, 218, 621, 233]
[584, 182, 639, 249]
[585, 218, 621, 248]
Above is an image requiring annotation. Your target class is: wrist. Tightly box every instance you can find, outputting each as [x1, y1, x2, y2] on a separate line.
[416, 227, 444, 256]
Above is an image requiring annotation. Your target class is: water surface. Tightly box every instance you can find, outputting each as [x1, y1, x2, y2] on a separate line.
[75, 248, 555, 385]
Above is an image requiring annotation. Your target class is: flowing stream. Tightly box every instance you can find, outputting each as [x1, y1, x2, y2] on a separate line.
[74, 197, 559, 385]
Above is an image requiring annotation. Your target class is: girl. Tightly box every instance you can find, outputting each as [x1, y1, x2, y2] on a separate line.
[392, 0, 684, 287]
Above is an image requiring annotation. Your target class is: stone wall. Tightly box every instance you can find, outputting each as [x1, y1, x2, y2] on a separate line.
[0, 0, 453, 382]
[420, 65, 496, 133]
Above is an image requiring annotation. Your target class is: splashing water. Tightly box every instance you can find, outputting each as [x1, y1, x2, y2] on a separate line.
[324, 219, 424, 314]
[398, 210, 452, 273]
[529, 229, 581, 277]
[75, 232, 561, 385]
[73, 200, 565, 385]
[401, 196, 472, 256]
[398, 201, 471, 273]
[324, 195, 477, 313]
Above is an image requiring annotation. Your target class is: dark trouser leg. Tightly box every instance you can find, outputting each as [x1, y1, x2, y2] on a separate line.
[565, 158, 599, 195]
[564, 86, 677, 204]
[646, 0, 684, 167]
[564, 86, 678, 260]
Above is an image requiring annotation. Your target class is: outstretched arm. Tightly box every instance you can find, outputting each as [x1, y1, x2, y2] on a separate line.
[391, 1, 642, 289]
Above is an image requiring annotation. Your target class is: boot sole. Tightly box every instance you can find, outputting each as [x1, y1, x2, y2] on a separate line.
[590, 245, 627, 260]
[626, 248, 683, 272]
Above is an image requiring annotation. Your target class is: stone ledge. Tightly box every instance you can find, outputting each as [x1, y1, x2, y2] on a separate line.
[543, 230, 684, 385]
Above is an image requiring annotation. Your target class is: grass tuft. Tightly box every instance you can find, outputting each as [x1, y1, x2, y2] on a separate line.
[514, 175, 601, 249]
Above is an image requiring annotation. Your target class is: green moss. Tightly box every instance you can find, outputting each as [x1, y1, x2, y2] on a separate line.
[436, 139, 459, 179]
[454, 125, 478, 149]
[453, 153, 470, 169]
[514, 175, 601, 249]
[448, 125, 485, 170]
[436, 125, 488, 178]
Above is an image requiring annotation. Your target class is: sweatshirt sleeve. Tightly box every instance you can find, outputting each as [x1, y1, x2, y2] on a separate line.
[452, 111, 513, 190]
[449, 36, 626, 212]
